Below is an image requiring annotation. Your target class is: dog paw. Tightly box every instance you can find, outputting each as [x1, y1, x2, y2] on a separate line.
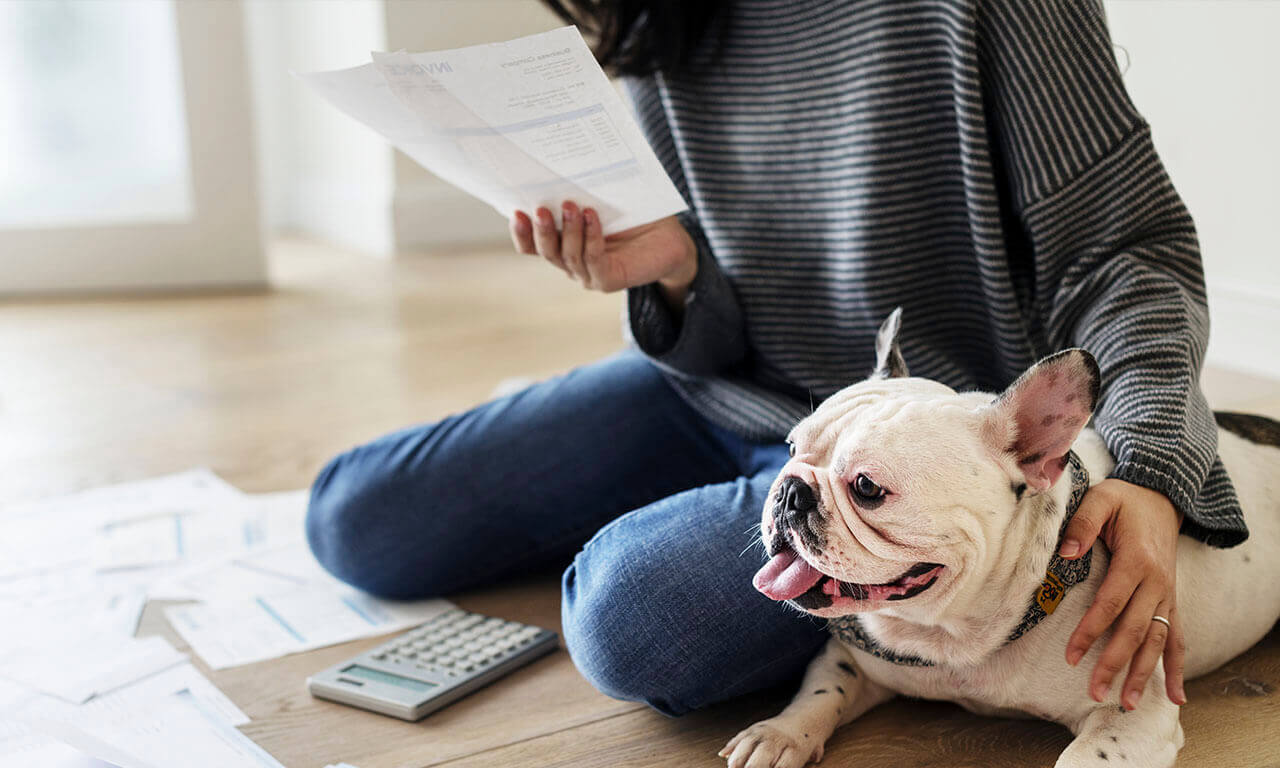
[719, 720, 823, 768]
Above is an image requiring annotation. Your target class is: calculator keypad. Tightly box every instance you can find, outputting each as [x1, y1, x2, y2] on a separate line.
[373, 609, 547, 676]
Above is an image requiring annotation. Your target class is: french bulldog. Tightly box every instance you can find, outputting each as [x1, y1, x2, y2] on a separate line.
[722, 309, 1280, 768]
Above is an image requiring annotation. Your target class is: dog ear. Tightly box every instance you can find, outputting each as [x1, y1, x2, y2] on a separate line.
[982, 349, 1100, 491]
[871, 307, 909, 379]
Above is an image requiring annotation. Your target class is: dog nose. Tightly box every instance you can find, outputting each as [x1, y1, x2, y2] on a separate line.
[778, 476, 817, 515]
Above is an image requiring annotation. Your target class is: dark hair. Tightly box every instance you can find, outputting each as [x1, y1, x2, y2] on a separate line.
[541, 0, 731, 76]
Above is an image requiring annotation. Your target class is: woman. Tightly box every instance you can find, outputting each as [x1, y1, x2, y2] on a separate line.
[307, 0, 1246, 718]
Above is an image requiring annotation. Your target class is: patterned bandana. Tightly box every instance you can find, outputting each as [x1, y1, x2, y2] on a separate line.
[827, 452, 1093, 667]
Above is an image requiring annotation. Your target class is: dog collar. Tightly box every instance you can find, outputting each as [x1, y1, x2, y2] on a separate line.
[828, 451, 1093, 667]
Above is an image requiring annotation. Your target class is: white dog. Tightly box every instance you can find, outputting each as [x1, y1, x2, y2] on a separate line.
[722, 310, 1280, 768]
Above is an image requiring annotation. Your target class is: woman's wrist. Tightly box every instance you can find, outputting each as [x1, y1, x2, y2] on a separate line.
[656, 225, 699, 314]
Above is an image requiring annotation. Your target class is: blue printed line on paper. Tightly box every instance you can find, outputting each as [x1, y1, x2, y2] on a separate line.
[442, 103, 606, 136]
[255, 596, 306, 643]
[340, 595, 383, 627]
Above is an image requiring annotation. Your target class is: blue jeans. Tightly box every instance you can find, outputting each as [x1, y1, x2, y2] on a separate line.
[305, 350, 827, 716]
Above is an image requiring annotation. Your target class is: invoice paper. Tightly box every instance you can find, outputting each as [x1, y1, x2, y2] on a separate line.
[167, 588, 454, 669]
[10, 664, 276, 768]
[0, 634, 185, 705]
[298, 26, 689, 233]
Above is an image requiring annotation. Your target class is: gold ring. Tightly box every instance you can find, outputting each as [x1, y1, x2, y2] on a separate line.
[1151, 615, 1171, 630]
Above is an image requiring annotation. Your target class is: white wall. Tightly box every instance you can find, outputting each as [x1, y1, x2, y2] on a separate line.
[383, 0, 562, 250]
[243, 0, 560, 256]
[244, 0, 393, 256]
[1105, 1, 1280, 379]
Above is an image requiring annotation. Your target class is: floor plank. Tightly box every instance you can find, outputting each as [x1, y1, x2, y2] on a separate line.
[3, 237, 1278, 767]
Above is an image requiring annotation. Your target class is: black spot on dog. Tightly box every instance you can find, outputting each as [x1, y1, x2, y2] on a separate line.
[1220, 676, 1273, 697]
[1215, 411, 1280, 447]
[837, 661, 858, 677]
[1097, 750, 1108, 760]
[813, 689, 828, 695]
[804, 733, 809, 738]
[1012, 483, 1027, 502]
[836, 686, 845, 695]
[793, 588, 833, 610]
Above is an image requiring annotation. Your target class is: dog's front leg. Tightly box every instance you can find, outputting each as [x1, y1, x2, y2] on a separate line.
[720, 638, 893, 768]
[1056, 698, 1183, 768]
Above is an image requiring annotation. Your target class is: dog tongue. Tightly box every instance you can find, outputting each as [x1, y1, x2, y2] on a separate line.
[753, 550, 825, 601]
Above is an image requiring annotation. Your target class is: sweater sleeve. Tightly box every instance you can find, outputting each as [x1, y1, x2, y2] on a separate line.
[627, 211, 748, 375]
[621, 76, 749, 377]
[979, 0, 1247, 546]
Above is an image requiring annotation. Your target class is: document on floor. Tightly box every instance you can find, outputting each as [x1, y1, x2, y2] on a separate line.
[0, 634, 185, 705]
[297, 26, 688, 234]
[167, 587, 455, 669]
[4, 663, 274, 768]
[0, 469, 244, 582]
[147, 536, 329, 604]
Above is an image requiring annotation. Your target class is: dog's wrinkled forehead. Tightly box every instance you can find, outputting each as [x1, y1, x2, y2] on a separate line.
[790, 377, 964, 455]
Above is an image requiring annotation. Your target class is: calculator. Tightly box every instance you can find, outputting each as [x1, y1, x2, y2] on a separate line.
[307, 608, 558, 720]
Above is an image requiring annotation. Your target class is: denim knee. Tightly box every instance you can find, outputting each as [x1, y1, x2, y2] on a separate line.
[306, 450, 382, 593]
[305, 448, 449, 599]
[560, 547, 693, 717]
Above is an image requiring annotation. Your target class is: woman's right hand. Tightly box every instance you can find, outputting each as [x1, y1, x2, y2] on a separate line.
[510, 202, 698, 306]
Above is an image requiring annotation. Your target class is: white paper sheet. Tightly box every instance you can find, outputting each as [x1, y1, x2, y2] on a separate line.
[167, 588, 454, 669]
[0, 634, 185, 705]
[13, 665, 279, 768]
[0, 470, 248, 581]
[298, 26, 688, 233]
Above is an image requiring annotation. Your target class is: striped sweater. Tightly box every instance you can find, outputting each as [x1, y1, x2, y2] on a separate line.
[623, 0, 1246, 546]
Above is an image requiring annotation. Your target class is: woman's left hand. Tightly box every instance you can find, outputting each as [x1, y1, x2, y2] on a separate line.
[1058, 478, 1187, 710]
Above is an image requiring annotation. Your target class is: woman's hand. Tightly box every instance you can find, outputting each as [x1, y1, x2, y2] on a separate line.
[1059, 478, 1187, 710]
[510, 202, 698, 307]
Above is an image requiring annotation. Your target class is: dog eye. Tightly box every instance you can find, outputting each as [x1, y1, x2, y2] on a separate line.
[850, 474, 885, 501]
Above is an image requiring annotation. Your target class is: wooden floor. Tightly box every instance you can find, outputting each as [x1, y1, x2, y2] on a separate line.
[2, 238, 1279, 767]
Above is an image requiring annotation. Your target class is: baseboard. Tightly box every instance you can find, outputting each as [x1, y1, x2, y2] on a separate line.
[392, 180, 508, 252]
[1207, 281, 1280, 380]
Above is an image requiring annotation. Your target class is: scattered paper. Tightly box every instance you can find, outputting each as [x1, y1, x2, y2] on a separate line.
[12, 664, 281, 768]
[0, 469, 248, 581]
[92, 480, 304, 572]
[0, 473, 379, 763]
[298, 26, 688, 233]
[0, 635, 185, 705]
[168, 587, 453, 669]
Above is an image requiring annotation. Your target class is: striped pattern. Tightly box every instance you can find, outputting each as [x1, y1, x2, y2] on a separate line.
[623, 0, 1245, 546]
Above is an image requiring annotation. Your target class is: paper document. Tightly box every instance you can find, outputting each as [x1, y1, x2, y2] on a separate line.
[9, 664, 278, 768]
[0, 635, 185, 705]
[298, 26, 688, 233]
[168, 587, 454, 669]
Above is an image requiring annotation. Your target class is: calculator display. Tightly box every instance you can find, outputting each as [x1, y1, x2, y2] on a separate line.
[341, 664, 437, 692]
